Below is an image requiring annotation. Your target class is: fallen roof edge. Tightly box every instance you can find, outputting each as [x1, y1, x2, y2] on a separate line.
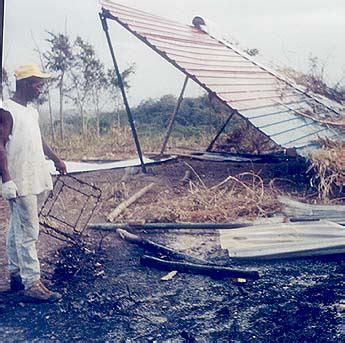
[197, 19, 344, 119]
[100, 3, 344, 157]
[101, 8, 282, 149]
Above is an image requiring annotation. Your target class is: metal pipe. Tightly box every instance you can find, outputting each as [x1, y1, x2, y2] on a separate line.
[159, 76, 189, 155]
[0, 0, 5, 99]
[99, 10, 146, 173]
[206, 110, 236, 152]
[88, 222, 253, 231]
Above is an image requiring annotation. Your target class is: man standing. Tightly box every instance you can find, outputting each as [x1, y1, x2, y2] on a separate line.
[0, 64, 67, 302]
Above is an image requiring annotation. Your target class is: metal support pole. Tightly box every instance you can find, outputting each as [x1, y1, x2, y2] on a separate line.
[99, 11, 146, 173]
[0, 0, 5, 99]
[89, 221, 252, 231]
[160, 76, 189, 155]
[206, 110, 236, 152]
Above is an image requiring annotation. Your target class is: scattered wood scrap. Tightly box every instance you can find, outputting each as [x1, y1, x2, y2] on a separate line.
[161, 270, 178, 281]
[107, 183, 155, 222]
[141, 255, 260, 280]
[180, 170, 191, 184]
[232, 277, 247, 284]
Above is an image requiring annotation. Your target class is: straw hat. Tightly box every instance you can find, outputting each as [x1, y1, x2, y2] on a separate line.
[14, 64, 51, 80]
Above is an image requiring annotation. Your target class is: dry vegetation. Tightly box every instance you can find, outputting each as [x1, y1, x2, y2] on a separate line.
[47, 126, 214, 161]
[152, 174, 280, 222]
[47, 127, 144, 160]
[46, 127, 344, 224]
[114, 165, 283, 224]
[308, 138, 345, 201]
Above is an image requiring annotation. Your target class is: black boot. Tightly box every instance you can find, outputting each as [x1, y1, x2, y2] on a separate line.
[10, 274, 25, 292]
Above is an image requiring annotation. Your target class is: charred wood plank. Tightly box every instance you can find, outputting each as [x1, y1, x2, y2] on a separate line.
[141, 255, 260, 280]
[117, 229, 207, 264]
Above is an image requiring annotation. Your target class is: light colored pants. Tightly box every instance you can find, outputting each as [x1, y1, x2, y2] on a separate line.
[6, 193, 45, 289]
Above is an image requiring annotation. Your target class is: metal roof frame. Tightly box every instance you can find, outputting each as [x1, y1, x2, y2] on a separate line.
[99, 0, 345, 157]
[99, 11, 146, 172]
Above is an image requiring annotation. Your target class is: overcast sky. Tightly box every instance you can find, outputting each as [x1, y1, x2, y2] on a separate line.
[3, 0, 345, 105]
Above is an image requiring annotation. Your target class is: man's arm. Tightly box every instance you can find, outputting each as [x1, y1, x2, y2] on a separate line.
[0, 109, 13, 182]
[41, 138, 67, 175]
[0, 109, 18, 200]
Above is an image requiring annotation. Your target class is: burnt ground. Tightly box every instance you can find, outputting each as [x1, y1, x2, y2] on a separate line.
[0, 158, 344, 342]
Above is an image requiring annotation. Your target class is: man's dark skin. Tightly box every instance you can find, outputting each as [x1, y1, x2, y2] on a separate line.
[0, 76, 66, 180]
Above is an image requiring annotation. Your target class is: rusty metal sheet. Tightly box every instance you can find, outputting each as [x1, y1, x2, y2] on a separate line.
[100, 0, 345, 155]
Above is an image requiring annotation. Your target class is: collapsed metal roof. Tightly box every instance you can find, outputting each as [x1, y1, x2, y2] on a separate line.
[100, 0, 345, 155]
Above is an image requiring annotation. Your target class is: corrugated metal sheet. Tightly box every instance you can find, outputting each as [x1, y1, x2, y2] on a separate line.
[100, 0, 345, 154]
[219, 221, 345, 259]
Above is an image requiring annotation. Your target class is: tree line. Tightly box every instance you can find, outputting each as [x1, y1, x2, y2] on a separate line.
[2, 32, 134, 142]
[43, 32, 135, 142]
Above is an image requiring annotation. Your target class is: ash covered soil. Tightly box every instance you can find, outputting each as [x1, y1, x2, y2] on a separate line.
[0, 159, 344, 342]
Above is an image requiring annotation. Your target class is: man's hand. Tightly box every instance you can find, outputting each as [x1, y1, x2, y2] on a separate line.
[41, 138, 67, 175]
[54, 159, 67, 175]
[2, 180, 18, 200]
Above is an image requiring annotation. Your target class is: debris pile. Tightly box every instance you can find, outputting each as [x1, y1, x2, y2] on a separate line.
[138, 172, 281, 223]
[214, 119, 278, 154]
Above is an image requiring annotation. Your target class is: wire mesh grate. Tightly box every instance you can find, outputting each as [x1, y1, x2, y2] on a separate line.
[39, 175, 102, 242]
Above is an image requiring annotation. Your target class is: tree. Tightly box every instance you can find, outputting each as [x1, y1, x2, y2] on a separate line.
[91, 63, 108, 136]
[67, 37, 111, 136]
[31, 32, 56, 142]
[107, 64, 135, 127]
[43, 32, 136, 138]
[44, 32, 74, 142]
[132, 94, 228, 135]
[66, 36, 94, 135]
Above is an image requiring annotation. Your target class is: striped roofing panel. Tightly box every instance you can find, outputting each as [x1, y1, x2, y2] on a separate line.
[100, 0, 344, 152]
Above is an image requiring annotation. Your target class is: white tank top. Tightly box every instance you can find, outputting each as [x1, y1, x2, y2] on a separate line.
[1, 99, 53, 196]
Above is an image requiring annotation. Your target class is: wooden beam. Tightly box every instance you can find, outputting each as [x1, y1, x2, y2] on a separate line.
[117, 229, 207, 264]
[141, 255, 260, 280]
[107, 183, 154, 222]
